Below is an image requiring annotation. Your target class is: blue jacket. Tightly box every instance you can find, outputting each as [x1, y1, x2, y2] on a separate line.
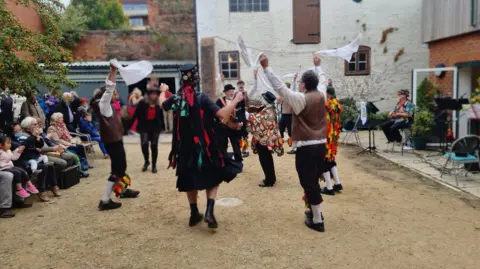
[79, 118, 99, 137]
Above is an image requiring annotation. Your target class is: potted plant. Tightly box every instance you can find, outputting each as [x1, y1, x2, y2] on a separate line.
[409, 108, 435, 150]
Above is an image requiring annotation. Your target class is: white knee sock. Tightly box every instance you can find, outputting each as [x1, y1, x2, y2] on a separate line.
[331, 166, 341, 185]
[311, 204, 323, 224]
[102, 181, 115, 203]
[323, 172, 333, 190]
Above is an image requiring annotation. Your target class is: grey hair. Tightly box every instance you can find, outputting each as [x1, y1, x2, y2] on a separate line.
[20, 117, 38, 129]
[301, 70, 319, 91]
[50, 112, 64, 123]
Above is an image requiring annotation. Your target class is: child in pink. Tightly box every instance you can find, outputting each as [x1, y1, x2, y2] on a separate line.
[0, 136, 38, 198]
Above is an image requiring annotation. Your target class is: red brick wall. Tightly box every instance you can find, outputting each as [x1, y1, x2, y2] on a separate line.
[72, 31, 195, 61]
[6, 0, 44, 33]
[429, 32, 480, 95]
[72, 0, 196, 61]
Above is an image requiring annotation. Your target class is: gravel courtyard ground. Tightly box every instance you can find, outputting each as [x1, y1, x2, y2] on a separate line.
[1, 144, 479, 269]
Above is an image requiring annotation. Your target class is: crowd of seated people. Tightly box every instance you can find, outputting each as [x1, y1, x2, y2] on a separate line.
[0, 89, 109, 219]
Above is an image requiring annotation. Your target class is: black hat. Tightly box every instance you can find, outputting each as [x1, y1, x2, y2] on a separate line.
[179, 63, 197, 82]
[224, 84, 235, 92]
[147, 87, 160, 94]
[326, 85, 335, 96]
[261, 91, 276, 104]
[397, 89, 410, 97]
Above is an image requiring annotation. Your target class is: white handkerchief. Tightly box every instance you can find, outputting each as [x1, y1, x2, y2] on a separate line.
[110, 60, 153, 86]
[315, 33, 362, 62]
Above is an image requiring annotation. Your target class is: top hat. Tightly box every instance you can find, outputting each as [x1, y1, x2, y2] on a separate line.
[224, 84, 235, 92]
[261, 91, 276, 104]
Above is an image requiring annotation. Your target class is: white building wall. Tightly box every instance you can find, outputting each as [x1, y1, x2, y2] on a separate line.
[197, 0, 429, 111]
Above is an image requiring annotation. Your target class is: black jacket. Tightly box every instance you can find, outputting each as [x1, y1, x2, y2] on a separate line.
[14, 132, 44, 161]
[216, 97, 247, 123]
[131, 99, 165, 133]
[55, 101, 77, 131]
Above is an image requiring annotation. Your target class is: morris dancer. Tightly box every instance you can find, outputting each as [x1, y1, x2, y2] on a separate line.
[321, 86, 344, 195]
[260, 54, 328, 232]
[243, 69, 284, 187]
[91, 60, 140, 211]
[237, 80, 250, 158]
[160, 64, 243, 229]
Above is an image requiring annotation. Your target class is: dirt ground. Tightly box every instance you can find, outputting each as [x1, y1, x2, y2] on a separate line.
[0, 144, 479, 269]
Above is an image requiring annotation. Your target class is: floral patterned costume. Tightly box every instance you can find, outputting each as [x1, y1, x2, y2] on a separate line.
[246, 104, 284, 156]
[325, 98, 343, 162]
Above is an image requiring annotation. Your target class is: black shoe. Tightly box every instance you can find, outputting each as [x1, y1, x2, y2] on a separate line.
[287, 149, 297, 155]
[204, 199, 218, 229]
[242, 152, 249, 158]
[152, 167, 158, 174]
[189, 212, 204, 227]
[142, 161, 150, 172]
[333, 184, 343, 192]
[98, 199, 122, 211]
[80, 171, 90, 178]
[89, 165, 94, 169]
[305, 217, 325, 232]
[13, 202, 33, 209]
[320, 187, 336, 196]
[259, 180, 275, 187]
[0, 209, 15, 218]
[120, 189, 140, 199]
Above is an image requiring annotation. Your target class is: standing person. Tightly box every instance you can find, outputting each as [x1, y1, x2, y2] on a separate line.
[321, 86, 344, 195]
[237, 80, 250, 158]
[55, 92, 77, 132]
[260, 54, 328, 232]
[160, 64, 243, 229]
[127, 88, 143, 133]
[20, 91, 46, 129]
[111, 89, 122, 116]
[0, 171, 14, 218]
[131, 87, 165, 173]
[278, 74, 297, 154]
[90, 61, 140, 211]
[216, 84, 245, 161]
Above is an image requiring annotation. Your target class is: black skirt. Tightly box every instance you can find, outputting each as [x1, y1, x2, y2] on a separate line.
[176, 152, 243, 192]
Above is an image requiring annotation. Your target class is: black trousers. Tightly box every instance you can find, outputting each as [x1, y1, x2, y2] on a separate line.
[218, 127, 243, 161]
[140, 130, 161, 167]
[105, 140, 127, 181]
[34, 163, 57, 192]
[382, 120, 410, 143]
[279, 114, 292, 138]
[3, 167, 29, 185]
[295, 144, 326, 205]
[256, 143, 276, 185]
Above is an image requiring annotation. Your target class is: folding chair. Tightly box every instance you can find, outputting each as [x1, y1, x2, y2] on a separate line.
[441, 135, 480, 186]
[342, 114, 362, 146]
[70, 129, 98, 160]
[387, 128, 413, 156]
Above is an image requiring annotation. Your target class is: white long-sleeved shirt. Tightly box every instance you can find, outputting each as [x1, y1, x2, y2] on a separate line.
[263, 66, 327, 147]
[99, 79, 116, 118]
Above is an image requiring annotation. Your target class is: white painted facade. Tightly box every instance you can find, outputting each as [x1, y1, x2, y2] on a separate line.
[196, 0, 429, 111]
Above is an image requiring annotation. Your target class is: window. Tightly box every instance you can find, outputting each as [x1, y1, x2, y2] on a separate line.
[345, 46, 371, 76]
[123, 4, 148, 11]
[129, 17, 144, 27]
[230, 0, 269, 12]
[219, 51, 240, 79]
[292, 0, 320, 44]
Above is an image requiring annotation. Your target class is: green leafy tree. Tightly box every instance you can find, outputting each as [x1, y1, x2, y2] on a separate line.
[70, 0, 128, 30]
[59, 4, 88, 49]
[0, 0, 76, 94]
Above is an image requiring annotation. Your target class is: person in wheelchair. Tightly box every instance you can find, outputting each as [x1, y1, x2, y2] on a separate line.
[382, 89, 415, 144]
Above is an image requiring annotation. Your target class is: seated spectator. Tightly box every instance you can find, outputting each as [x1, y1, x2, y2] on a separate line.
[40, 132, 89, 178]
[77, 97, 89, 116]
[0, 136, 39, 199]
[14, 122, 49, 174]
[0, 171, 14, 218]
[16, 117, 60, 202]
[382, 89, 415, 144]
[20, 90, 46, 129]
[47, 113, 92, 171]
[79, 112, 108, 158]
[55, 92, 77, 132]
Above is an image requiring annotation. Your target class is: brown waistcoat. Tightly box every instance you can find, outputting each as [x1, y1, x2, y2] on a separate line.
[291, 91, 327, 141]
[91, 101, 124, 144]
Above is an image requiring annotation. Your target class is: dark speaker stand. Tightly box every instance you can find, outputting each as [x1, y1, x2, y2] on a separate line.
[357, 116, 377, 155]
